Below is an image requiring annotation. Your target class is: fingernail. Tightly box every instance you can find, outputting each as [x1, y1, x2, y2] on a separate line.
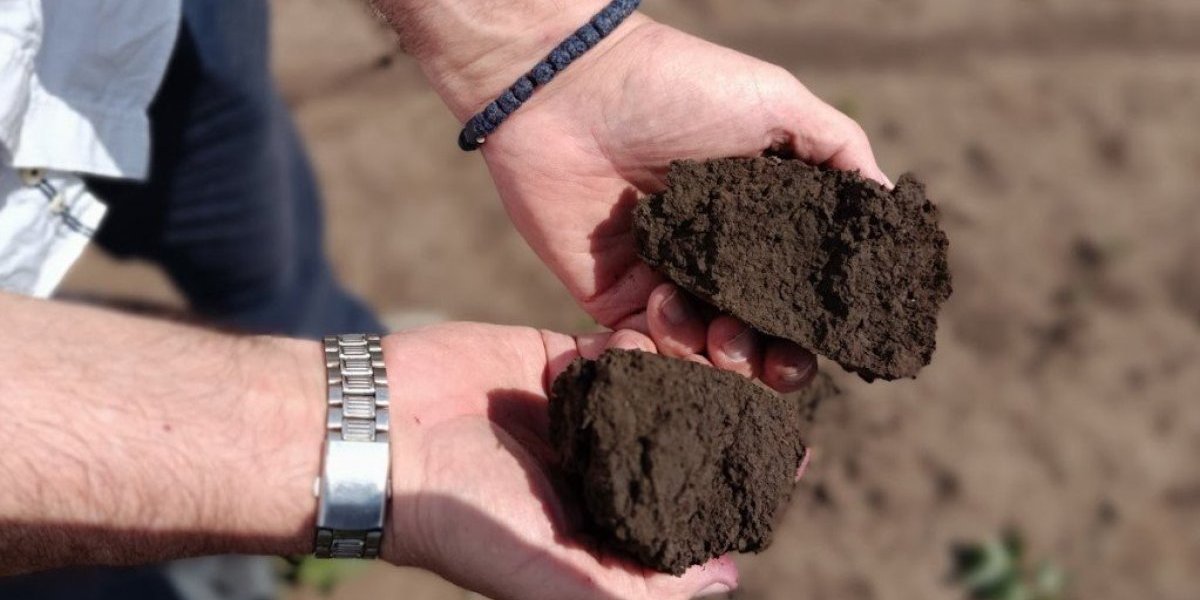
[796, 445, 811, 480]
[723, 327, 755, 362]
[661, 290, 696, 326]
[696, 582, 733, 598]
[780, 365, 812, 385]
[611, 330, 653, 353]
[779, 354, 815, 385]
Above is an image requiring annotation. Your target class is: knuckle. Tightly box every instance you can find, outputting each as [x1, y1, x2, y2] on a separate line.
[839, 115, 868, 144]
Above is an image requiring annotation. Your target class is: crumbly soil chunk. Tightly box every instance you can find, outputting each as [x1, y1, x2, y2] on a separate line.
[635, 157, 953, 381]
[550, 349, 805, 574]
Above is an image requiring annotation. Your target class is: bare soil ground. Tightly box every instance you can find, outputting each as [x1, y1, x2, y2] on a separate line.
[63, 0, 1200, 598]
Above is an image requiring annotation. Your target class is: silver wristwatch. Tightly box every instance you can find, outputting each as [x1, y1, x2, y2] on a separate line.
[314, 334, 391, 559]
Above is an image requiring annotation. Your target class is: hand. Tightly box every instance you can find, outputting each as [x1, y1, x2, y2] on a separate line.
[473, 15, 888, 391]
[379, 323, 746, 599]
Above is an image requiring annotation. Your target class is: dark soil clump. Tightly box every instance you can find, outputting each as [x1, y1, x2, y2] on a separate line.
[550, 349, 805, 574]
[635, 157, 953, 381]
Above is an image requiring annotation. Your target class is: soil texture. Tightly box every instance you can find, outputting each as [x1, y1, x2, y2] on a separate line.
[635, 157, 953, 381]
[549, 349, 805, 574]
[79, 3, 1200, 598]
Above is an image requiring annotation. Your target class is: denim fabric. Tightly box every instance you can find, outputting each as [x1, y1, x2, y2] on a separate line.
[88, 0, 382, 340]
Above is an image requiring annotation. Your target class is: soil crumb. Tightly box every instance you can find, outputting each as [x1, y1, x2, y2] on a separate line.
[635, 157, 953, 381]
[550, 349, 805, 574]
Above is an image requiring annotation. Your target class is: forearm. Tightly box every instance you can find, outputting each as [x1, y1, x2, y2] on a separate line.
[374, 0, 642, 119]
[0, 293, 324, 575]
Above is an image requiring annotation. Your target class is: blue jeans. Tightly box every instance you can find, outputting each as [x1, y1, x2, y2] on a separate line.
[88, 0, 382, 340]
[0, 1, 380, 599]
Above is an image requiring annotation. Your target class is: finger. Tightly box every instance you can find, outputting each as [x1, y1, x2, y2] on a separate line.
[684, 555, 739, 598]
[783, 87, 892, 188]
[635, 555, 739, 600]
[761, 339, 818, 393]
[796, 446, 812, 481]
[604, 553, 739, 600]
[706, 316, 760, 379]
[605, 329, 657, 353]
[611, 311, 648, 334]
[585, 262, 665, 330]
[683, 354, 713, 367]
[576, 332, 612, 360]
[646, 283, 708, 358]
[542, 329, 588, 385]
[579, 330, 656, 362]
[816, 113, 892, 188]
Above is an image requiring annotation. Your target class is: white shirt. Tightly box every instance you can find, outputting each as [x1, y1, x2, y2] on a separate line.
[0, 0, 181, 296]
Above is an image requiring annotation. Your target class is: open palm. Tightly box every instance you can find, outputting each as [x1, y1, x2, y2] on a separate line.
[380, 324, 737, 599]
[479, 17, 888, 384]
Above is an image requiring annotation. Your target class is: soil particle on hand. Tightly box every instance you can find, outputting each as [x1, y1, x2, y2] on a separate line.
[634, 157, 953, 381]
[549, 349, 805, 575]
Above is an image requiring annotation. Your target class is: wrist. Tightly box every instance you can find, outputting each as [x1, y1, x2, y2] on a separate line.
[371, 324, 554, 566]
[222, 336, 326, 556]
[374, 330, 440, 566]
[378, 0, 645, 120]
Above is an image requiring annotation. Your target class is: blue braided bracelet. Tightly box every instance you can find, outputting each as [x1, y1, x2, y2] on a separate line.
[457, 0, 641, 151]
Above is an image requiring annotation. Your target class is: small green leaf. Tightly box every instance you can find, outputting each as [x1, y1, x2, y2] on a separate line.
[277, 556, 369, 595]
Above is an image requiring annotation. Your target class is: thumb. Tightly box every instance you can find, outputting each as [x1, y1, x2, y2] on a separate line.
[775, 80, 893, 188]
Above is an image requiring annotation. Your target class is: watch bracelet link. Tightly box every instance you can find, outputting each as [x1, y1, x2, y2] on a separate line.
[314, 333, 390, 559]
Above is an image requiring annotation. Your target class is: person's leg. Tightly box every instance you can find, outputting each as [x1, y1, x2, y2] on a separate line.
[87, 0, 382, 340]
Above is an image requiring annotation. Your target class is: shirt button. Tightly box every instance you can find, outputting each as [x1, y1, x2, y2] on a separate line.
[19, 168, 45, 186]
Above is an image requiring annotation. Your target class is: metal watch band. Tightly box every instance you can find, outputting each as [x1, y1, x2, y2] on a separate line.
[314, 334, 390, 559]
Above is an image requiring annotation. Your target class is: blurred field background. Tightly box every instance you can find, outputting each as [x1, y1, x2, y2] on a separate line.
[61, 0, 1200, 598]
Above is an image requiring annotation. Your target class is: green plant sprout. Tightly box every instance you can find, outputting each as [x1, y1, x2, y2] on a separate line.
[952, 530, 1067, 600]
[278, 555, 370, 596]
